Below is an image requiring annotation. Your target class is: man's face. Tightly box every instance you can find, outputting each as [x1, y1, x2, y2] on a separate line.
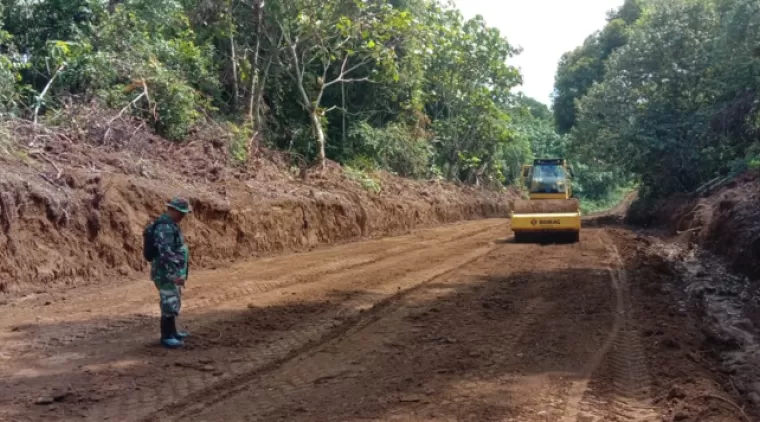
[168, 208, 187, 223]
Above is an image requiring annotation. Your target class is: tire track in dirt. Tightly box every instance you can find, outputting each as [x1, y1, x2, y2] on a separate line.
[0, 222, 500, 355]
[562, 232, 659, 422]
[0, 221, 509, 422]
[178, 229, 614, 422]
[3, 223, 674, 422]
[139, 239, 501, 422]
[181, 221, 499, 312]
[603, 240, 659, 422]
[193, 298, 555, 422]
[177, 243, 557, 422]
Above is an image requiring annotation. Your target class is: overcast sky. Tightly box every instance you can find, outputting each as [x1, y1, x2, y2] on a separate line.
[453, 0, 624, 106]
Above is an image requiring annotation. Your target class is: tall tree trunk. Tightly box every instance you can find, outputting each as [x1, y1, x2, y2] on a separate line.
[248, 38, 261, 123]
[289, 40, 327, 169]
[341, 80, 347, 146]
[248, 0, 265, 124]
[246, 0, 267, 160]
[310, 109, 327, 168]
[228, 0, 239, 110]
[248, 54, 273, 157]
[230, 31, 239, 110]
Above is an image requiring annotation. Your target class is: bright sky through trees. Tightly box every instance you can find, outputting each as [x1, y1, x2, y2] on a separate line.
[454, 0, 624, 104]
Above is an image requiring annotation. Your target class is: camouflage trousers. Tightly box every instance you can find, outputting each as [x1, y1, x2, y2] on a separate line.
[155, 283, 182, 317]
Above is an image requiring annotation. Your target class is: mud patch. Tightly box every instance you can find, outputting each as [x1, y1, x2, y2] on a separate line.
[623, 171, 760, 420]
[609, 229, 757, 422]
[626, 170, 760, 280]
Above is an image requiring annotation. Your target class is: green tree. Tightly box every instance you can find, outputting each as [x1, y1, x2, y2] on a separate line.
[553, 0, 643, 134]
[268, 0, 411, 167]
[422, 3, 522, 183]
[0, 3, 22, 113]
[0, 0, 550, 189]
[566, 0, 760, 197]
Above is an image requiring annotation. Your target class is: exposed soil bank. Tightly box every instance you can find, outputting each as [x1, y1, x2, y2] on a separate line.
[0, 116, 515, 297]
[615, 229, 758, 421]
[626, 170, 760, 280]
[624, 171, 760, 419]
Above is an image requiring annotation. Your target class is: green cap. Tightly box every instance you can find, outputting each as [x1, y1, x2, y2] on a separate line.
[167, 197, 192, 214]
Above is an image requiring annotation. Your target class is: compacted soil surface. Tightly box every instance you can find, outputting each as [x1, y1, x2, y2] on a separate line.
[0, 217, 755, 422]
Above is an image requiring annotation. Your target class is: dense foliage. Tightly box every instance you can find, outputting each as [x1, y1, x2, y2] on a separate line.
[16, 0, 753, 206]
[510, 94, 633, 209]
[556, 0, 760, 198]
[0, 0, 556, 189]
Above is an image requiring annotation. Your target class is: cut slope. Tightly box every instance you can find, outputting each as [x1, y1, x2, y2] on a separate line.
[0, 114, 516, 297]
[627, 170, 760, 279]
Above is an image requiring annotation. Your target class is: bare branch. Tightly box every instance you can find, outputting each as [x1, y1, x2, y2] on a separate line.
[343, 57, 374, 76]
[335, 37, 353, 51]
[323, 56, 374, 88]
[103, 81, 152, 143]
[140, 81, 156, 121]
[111, 90, 147, 124]
[29, 150, 63, 180]
[288, 43, 314, 110]
[33, 63, 67, 125]
[314, 56, 333, 109]
[339, 77, 373, 84]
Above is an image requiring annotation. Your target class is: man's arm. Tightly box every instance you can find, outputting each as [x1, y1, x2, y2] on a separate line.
[154, 223, 186, 284]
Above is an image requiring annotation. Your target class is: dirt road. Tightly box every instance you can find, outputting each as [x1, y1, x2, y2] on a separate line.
[0, 219, 750, 421]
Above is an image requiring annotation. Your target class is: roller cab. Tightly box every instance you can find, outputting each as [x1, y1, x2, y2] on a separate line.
[510, 159, 581, 243]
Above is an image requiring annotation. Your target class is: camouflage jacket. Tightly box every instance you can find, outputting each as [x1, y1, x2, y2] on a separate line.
[150, 214, 189, 286]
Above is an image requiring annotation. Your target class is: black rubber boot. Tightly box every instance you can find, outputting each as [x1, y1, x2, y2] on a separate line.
[160, 316, 168, 339]
[160, 317, 183, 349]
[172, 317, 189, 340]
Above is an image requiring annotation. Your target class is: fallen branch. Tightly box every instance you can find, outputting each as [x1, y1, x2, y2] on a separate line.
[104, 86, 149, 143]
[131, 121, 146, 137]
[676, 226, 702, 235]
[39, 174, 60, 189]
[102, 81, 157, 144]
[112, 92, 147, 124]
[28, 150, 63, 180]
[42, 154, 62, 180]
[33, 63, 67, 125]
[56, 132, 74, 144]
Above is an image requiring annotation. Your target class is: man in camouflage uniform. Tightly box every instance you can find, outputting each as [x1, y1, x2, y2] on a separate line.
[150, 197, 191, 349]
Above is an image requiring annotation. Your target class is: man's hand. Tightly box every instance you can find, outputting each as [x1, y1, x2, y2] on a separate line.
[173, 276, 186, 286]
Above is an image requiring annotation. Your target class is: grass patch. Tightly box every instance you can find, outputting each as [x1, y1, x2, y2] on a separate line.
[344, 165, 382, 193]
[0, 123, 13, 156]
[579, 186, 636, 215]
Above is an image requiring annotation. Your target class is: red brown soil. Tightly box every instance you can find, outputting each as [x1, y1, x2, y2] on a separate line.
[626, 170, 760, 279]
[0, 112, 754, 422]
[0, 110, 515, 297]
[604, 229, 754, 422]
[623, 172, 760, 421]
[0, 218, 752, 422]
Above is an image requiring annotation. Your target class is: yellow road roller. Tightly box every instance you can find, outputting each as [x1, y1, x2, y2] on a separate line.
[510, 158, 581, 243]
